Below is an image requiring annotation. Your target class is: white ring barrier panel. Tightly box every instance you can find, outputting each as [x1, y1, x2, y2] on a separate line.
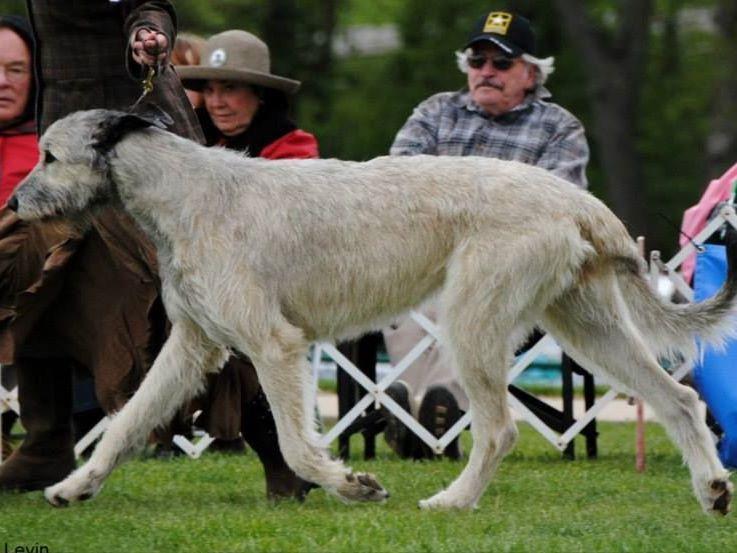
[0, 367, 19, 459]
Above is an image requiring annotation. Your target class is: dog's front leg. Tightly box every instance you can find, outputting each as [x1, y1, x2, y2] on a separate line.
[247, 322, 388, 503]
[44, 322, 228, 507]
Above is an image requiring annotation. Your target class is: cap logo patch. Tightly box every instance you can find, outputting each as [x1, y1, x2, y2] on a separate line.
[209, 48, 227, 67]
[483, 12, 512, 35]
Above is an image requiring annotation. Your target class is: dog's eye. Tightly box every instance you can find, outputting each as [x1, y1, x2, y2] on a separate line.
[44, 151, 56, 164]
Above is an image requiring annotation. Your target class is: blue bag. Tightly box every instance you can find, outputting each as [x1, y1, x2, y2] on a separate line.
[692, 244, 737, 468]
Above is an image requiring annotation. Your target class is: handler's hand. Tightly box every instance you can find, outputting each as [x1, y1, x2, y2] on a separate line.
[131, 28, 169, 66]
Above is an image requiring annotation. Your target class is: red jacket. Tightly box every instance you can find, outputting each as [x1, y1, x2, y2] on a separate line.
[0, 130, 38, 205]
[261, 129, 319, 160]
[200, 106, 319, 161]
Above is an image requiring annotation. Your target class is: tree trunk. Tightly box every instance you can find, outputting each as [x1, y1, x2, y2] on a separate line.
[261, 0, 298, 78]
[590, 81, 647, 234]
[310, 0, 339, 122]
[260, 0, 338, 122]
[553, 0, 653, 238]
[707, 0, 737, 178]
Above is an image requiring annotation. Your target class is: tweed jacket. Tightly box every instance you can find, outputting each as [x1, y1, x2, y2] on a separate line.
[27, 0, 203, 139]
[0, 0, 202, 411]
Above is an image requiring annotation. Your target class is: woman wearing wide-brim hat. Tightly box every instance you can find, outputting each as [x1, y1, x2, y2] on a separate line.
[177, 29, 318, 158]
[175, 29, 318, 501]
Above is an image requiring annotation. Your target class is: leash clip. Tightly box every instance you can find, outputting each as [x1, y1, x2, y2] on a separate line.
[131, 65, 156, 109]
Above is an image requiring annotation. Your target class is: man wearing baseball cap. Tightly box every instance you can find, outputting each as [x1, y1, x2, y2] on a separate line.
[383, 10, 590, 460]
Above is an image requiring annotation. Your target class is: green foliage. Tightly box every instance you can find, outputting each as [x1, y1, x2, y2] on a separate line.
[641, 22, 719, 251]
[174, 0, 262, 36]
[0, 0, 24, 15]
[338, 0, 404, 26]
[175, 0, 331, 87]
[1, 423, 736, 552]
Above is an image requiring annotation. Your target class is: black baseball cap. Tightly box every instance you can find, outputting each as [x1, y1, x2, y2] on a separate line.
[464, 11, 536, 57]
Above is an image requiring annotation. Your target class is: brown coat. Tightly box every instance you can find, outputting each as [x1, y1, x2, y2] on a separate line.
[0, 0, 203, 412]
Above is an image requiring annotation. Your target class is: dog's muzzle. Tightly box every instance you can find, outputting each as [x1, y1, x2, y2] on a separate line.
[6, 195, 18, 212]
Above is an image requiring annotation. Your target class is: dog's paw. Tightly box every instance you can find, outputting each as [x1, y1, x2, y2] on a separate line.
[336, 471, 389, 503]
[705, 478, 733, 516]
[44, 467, 104, 508]
[418, 490, 476, 510]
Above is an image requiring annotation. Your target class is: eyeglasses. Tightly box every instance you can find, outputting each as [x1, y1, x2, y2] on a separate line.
[467, 54, 515, 71]
[0, 64, 30, 85]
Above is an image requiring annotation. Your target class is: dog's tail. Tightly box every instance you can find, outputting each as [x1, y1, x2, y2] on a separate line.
[620, 225, 737, 363]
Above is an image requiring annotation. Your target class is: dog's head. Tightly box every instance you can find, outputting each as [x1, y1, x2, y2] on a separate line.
[8, 107, 172, 222]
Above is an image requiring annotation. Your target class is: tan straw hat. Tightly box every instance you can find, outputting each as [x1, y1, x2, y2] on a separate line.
[177, 30, 300, 94]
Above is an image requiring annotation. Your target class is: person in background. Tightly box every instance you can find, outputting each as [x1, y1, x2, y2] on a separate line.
[0, 0, 204, 492]
[0, 15, 36, 205]
[180, 30, 318, 158]
[177, 29, 318, 499]
[171, 32, 206, 109]
[383, 9, 589, 460]
[0, 14, 37, 460]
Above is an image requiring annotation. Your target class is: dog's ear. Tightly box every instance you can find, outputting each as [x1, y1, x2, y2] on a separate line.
[92, 107, 173, 155]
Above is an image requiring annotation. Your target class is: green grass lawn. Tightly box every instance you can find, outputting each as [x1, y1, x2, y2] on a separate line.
[1, 422, 735, 552]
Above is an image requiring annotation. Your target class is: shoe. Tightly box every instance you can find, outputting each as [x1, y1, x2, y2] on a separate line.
[1, 410, 18, 461]
[241, 383, 316, 501]
[0, 358, 76, 491]
[382, 380, 418, 459]
[150, 442, 187, 459]
[208, 436, 247, 454]
[262, 465, 317, 502]
[0, 448, 76, 491]
[1, 433, 14, 462]
[418, 385, 463, 460]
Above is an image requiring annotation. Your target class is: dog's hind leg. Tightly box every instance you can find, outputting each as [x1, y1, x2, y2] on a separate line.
[418, 230, 584, 510]
[418, 227, 593, 510]
[44, 321, 227, 507]
[418, 330, 518, 511]
[243, 318, 388, 503]
[543, 281, 733, 515]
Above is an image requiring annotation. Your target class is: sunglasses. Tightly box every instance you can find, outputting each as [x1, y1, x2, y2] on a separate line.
[467, 54, 515, 71]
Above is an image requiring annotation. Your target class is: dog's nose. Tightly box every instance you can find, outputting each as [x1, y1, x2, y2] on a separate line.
[6, 195, 18, 212]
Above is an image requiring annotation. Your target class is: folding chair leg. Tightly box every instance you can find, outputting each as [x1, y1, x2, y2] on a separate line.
[582, 369, 598, 458]
[562, 355, 575, 460]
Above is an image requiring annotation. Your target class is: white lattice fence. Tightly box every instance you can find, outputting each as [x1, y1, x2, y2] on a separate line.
[0, 366, 19, 459]
[316, 312, 596, 453]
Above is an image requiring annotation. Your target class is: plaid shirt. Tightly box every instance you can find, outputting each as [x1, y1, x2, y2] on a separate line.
[391, 88, 589, 188]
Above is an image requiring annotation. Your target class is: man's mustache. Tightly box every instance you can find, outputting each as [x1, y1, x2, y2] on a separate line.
[475, 79, 503, 90]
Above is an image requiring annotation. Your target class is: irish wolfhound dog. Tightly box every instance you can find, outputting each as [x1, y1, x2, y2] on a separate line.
[9, 109, 735, 514]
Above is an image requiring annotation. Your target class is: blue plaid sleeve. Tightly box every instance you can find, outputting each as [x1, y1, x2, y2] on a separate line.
[390, 95, 446, 156]
[535, 115, 589, 189]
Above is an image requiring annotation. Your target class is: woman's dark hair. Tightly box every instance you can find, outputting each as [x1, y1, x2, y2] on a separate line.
[253, 85, 290, 114]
